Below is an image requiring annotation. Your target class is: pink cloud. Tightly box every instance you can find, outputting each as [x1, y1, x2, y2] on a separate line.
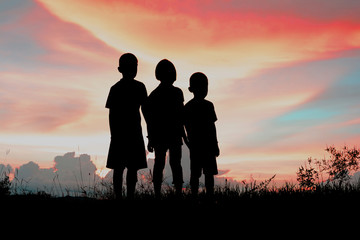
[0, 1, 124, 134]
[2, 1, 119, 73]
[35, 0, 360, 85]
[0, 72, 89, 133]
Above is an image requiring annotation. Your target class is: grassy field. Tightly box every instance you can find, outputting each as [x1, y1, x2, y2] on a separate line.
[2, 145, 360, 228]
[2, 175, 360, 212]
[2, 175, 360, 235]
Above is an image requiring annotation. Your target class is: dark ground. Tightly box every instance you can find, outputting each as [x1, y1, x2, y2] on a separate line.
[2, 193, 359, 238]
[3, 192, 360, 219]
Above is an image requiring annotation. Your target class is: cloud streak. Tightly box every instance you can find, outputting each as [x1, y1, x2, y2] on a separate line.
[220, 53, 360, 170]
[37, 0, 360, 65]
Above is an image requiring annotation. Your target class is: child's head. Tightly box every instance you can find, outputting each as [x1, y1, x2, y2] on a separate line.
[189, 72, 208, 99]
[155, 59, 176, 84]
[118, 53, 138, 79]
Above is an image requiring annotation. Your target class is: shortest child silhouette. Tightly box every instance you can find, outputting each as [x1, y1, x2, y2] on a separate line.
[184, 72, 220, 198]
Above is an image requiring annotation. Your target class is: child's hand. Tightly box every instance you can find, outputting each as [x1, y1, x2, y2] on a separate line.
[147, 141, 154, 153]
[183, 137, 190, 149]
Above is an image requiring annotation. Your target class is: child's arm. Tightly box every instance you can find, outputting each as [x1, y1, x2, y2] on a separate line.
[209, 103, 220, 157]
[182, 126, 190, 148]
[141, 98, 154, 152]
[180, 94, 190, 148]
[108, 109, 113, 135]
[212, 123, 220, 157]
[108, 109, 122, 139]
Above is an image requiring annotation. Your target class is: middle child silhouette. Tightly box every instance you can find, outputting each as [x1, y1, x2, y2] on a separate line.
[143, 59, 187, 197]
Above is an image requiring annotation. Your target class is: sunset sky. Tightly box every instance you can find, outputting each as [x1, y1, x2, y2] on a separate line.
[1, 0, 360, 184]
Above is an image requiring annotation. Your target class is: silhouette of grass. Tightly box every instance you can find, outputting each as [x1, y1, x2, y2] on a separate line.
[2, 145, 360, 219]
[2, 172, 360, 226]
[3, 171, 360, 203]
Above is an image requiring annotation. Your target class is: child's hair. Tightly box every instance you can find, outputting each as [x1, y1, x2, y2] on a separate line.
[119, 53, 137, 67]
[118, 53, 138, 75]
[189, 72, 208, 90]
[155, 59, 176, 82]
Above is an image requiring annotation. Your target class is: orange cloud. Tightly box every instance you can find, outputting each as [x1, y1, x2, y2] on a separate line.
[36, 0, 360, 70]
[21, 3, 119, 71]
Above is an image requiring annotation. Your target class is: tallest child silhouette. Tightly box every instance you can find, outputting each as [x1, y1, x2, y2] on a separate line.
[105, 53, 148, 199]
[143, 59, 188, 197]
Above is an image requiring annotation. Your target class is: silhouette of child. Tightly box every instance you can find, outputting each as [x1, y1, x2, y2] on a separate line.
[184, 72, 220, 197]
[105, 53, 147, 199]
[143, 59, 187, 197]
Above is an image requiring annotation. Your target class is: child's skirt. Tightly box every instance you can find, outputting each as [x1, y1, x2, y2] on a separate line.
[106, 136, 147, 170]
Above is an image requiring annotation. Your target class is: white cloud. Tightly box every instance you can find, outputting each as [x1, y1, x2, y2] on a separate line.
[7, 148, 236, 196]
[13, 152, 101, 195]
[0, 164, 13, 176]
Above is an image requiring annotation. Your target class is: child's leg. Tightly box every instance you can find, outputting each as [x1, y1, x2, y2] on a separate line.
[169, 145, 183, 194]
[126, 168, 138, 199]
[189, 152, 201, 197]
[190, 173, 199, 196]
[205, 174, 214, 196]
[153, 146, 167, 197]
[113, 168, 124, 199]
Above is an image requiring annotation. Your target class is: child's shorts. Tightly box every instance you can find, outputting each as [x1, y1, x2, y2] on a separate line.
[190, 150, 218, 178]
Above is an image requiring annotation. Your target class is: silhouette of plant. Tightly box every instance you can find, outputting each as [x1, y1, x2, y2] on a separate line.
[296, 158, 319, 189]
[320, 146, 360, 184]
[0, 175, 11, 197]
[297, 145, 360, 188]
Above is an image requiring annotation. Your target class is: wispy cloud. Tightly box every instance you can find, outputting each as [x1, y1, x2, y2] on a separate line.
[0, 72, 89, 133]
[221, 54, 360, 165]
[37, 0, 360, 67]
[0, 1, 120, 134]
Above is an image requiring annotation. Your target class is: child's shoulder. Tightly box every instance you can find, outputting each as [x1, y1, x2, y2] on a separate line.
[185, 99, 214, 107]
[111, 80, 121, 88]
[185, 98, 195, 107]
[172, 85, 182, 91]
[171, 85, 184, 95]
[168, 85, 184, 100]
[130, 79, 146, 90]
[149, 84, 183, 98]
[110, 79, 146, 95]
[203, 99, 214, 106]
[109, 81, 121, 94]
[124, 79, 146, 89]
[133, 79, 145, 86]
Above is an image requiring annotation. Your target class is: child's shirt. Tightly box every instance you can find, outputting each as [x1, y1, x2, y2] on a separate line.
[184, 98, 218, 152]
[105, 78, 147, 169]
[143, 83, 184, 146]
[106, 78, 147, 138]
